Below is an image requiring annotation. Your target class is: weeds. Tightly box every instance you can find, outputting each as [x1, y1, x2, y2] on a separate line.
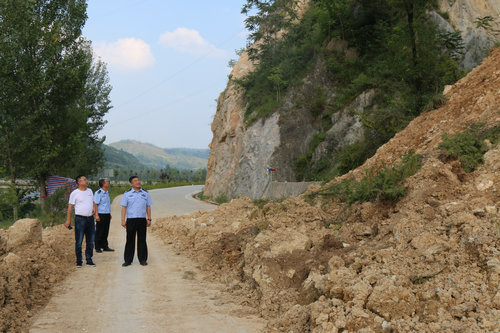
[313, 152, 422, 204]
[215, 194, 229, 205]
[253, 199, 270, 209]
[439, 123, 500, 172]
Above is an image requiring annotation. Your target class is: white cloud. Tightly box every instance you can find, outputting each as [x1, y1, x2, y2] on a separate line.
[94, 38, 155, 71]
[158, 28, 227, 58]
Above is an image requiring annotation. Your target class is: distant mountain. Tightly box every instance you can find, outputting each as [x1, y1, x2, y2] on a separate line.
[163, 148, 209, 160]
[103, 145, 147, 170]
[108, 140, 209, 170]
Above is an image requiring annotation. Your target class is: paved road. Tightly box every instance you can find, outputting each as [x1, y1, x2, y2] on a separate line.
[30, 186, 265, 333]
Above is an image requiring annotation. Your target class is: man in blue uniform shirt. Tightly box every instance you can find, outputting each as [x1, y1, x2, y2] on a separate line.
[94, 179, 114, 253]
[120, 175, 152, 266]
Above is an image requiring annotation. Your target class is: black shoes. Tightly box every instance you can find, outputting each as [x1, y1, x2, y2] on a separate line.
[87, 260, 96, 266]
[76, 262, 83, 268]
[122, 261, 147, 266]
[95, 248, 102, 253]
[103, 247, 115, 252]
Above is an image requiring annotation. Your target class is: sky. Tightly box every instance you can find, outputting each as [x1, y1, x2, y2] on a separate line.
[82, 0, 249, 149]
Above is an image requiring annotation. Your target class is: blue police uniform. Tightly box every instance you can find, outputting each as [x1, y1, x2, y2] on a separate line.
[120, 188, 152, 218]
[120, 188, 152, 265]
[94, 189, 111, 214]
[94, 188, 113, 251]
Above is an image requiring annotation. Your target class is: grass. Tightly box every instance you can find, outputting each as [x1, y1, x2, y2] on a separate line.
[252, 199, 270, 209]
[214, 194, 229, 205]
[439, 123, 500, 172]
[312, 152, 422, 204]
[182, 270, 197, 280]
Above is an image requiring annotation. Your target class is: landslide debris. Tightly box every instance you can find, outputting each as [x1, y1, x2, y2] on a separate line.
[152, 47, 500, 332]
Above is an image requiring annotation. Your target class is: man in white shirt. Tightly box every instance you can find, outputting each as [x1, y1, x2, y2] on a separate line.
[65, 175, 96, 267]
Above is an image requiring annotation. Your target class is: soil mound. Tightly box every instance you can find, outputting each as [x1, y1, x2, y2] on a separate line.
[0, 222, 73, 332]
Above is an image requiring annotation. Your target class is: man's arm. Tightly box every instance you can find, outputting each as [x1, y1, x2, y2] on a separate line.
[146, 206, 152, 227]
[94, 202, 100, 221]
[121, 206, 127, 228]
[65, 204, 73, 228]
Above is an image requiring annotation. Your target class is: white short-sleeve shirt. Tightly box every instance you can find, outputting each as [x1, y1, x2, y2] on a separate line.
[68, 188, 94, 216]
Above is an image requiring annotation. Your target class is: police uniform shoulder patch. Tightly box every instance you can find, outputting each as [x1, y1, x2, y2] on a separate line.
[97, 189, 102, 194]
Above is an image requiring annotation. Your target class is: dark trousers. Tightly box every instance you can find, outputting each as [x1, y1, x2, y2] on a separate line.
[124, 218, 148, 264]
[74, 215, 95, 264]
[95, 213, 111, 250]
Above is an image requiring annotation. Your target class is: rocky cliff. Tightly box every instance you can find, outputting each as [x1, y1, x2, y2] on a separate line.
[204, 0, 500, 200]
[434, 0, 500, 69]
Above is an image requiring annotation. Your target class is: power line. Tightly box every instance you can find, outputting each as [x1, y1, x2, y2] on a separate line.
[106, 83, 217, 128]
[113, 28, 246, 109]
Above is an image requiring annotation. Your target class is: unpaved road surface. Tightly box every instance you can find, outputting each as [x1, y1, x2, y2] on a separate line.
[30, 185, 265, 333]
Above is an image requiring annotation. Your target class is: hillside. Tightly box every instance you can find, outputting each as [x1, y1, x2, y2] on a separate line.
[103, 145, 147, 171]
[204, 0, 500, 200]
[152, 46, 500, 332]
[109, 140, 209, 170]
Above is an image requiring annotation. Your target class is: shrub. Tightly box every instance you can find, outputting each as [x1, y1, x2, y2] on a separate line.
[314, 152, 422, 204]
[215, 194, 229, 205]
[439, 124, 500, 172]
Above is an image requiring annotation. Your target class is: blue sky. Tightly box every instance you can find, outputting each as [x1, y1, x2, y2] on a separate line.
[83, 0, 248, 149]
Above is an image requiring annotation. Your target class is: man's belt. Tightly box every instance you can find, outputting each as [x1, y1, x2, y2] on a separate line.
[75, 215, 93, 219]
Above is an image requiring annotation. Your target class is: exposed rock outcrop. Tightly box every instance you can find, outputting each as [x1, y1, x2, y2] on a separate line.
[436, 0, 500, 68]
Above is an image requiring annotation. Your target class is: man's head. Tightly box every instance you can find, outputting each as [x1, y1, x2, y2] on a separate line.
[75, 175, 88, 189]
[129, 175, 141, 189]
[99, 178, 110, 191]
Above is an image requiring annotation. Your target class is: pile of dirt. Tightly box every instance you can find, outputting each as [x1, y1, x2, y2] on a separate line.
[152, 47, 500, 332]
[0, 220, 74, 332]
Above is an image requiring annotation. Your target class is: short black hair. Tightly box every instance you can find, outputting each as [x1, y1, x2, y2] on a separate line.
[129, 175, 139, 183]
[75, 175, 86, 184]
[98, 178, 109, 188]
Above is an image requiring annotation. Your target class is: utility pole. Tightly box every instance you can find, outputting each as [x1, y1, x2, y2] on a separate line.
[267, 168, 276, 199]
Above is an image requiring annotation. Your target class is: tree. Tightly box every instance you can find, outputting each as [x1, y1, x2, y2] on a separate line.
[242, 0, 299, 60]
[267, 66, 288, 101]
[0, 0, 111, 207]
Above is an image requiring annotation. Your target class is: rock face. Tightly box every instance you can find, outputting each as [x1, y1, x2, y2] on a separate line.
[204, 1, 500, 199]
[205, 54, 365, 199]
[436, 0, 500, 68]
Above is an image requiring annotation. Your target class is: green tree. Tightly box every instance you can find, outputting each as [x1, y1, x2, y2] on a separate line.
[267, 66, 288, 101]
[242, 0, 299, 60]
[0, 0, 111, 207]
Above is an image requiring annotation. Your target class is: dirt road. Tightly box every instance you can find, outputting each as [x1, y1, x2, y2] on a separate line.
[30, 185, 265, 333]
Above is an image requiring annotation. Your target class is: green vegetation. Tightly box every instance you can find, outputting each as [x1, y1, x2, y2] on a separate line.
[214, 194, 229, 205]
[103, 145, 148, 172]
[0, 0, 111, 219]
[239, 0, 466, 181]
[312, 152, 422, 204]
[439, 124, 500, 172]
[252, 199, 270, 209]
